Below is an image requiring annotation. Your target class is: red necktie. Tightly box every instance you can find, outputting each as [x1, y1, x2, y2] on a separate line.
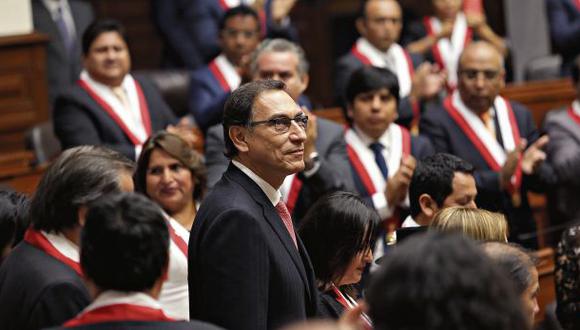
[275, 201, 298, 249]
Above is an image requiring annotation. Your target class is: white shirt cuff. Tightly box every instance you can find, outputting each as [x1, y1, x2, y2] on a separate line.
[372, 191, 393, 219]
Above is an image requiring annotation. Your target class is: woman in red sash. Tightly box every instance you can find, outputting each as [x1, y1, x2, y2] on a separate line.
[298, 192, 377, 329]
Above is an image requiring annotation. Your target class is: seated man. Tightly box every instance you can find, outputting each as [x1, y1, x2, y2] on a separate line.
[0, 146, 134, 330]
[50, 193, 221, 330]
[341, 65, 433, 254]
[335, 0, 446, 130]
[54, 19, 194, 161]
[189, 5, 261, 131]
[420, 41, 556, 248]
[205, 39, 348, 221]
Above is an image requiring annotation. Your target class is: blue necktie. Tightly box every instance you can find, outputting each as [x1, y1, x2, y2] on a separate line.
[55, 5, 74, 56]
[369, 142, 389, 179]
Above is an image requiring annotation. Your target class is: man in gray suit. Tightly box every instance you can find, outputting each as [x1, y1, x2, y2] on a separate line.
[32, 0, 94, 105]
[204, 38, 350, 221]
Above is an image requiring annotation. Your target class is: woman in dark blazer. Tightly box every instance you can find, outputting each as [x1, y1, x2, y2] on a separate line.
[298, 192, 378, 328]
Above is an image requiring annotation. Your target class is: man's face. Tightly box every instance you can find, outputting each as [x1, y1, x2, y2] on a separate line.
[521, 267, 540, 328]
[357, 0, 402, 52]
[441, 172, 477, 209]
[348, 88, 398, 139]
[220, 14, 260, 66]
[253, 51, 308, 101]
[237, 90, 307, 186]
[457, 44, 505, 114]
[432, 0, 462, 21]
[83, 31, 131, 86]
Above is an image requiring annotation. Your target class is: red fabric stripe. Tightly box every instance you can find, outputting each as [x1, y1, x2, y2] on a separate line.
[258, 8, 267, 38]
[218, 0, 228, 10]
[285, 176, 303, 215]
[575, 0, 580, 11]
[64, 303, 173, 327]
[346, 144, 377, 195]
[568, 106, 580, 126]
[134, 81, 152, 136]
[505, 101, 522, 194]
[167, 221, 188, 258]
[443, 96, 501, 171]
[351, 45, 372, 65]
[423, 17, 445, 70]
[24, 229, 82, 276]
[403, 50, 415, 77]
[400, 125, 411, 155]
[208, 60, 231, 92]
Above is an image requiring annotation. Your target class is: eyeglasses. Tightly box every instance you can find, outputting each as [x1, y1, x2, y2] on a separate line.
[248, 114, 308, 133]
[459, 69, 500, 81]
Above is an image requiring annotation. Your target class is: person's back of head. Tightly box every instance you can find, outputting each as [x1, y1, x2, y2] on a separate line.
[0, 190, 29, 263]
[430, 206, 508, 242]
[81, 192, 169, 293]
[367, 231, 529, 330]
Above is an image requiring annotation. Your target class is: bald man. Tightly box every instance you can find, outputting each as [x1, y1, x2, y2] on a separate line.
[420, 41, 556, 248]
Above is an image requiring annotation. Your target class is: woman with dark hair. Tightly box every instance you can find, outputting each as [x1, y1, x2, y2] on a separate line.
[135, 130, 206, 320]
[298, 192, 378, 327]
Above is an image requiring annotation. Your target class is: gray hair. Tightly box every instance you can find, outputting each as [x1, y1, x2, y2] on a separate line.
[250, 38, 310, 77]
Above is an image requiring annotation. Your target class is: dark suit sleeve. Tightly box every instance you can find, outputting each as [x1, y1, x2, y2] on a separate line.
[189, 74, 229, 131]
[396, 96, 416, 128]
[264, 0, 299, 42]
[197, 209, 270, 330]
[53, 96, 137, 160]
[545, 114, 580, 185]
[418, 108, 452, 153]
[546, 0, 580, 57]
[27, 282, 89, 330]
[204, 125, 229, 188]
[412, 135, 435, 160]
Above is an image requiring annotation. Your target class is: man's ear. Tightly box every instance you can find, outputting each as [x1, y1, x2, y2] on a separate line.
[419, 194, 438, 218]
[78, 206, 88, 227]
[346, 103, 355, 122]
[298, 73, 310, 95]
[229, 126, 250, 153]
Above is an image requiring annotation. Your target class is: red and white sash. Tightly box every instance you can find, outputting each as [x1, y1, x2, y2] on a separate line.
[208, 54, 241, 92]
[351, 38, 414, 98]
[424, 13, 472, 89]
[345, 125, 411, 197]
[78, 75, 152, 146]
[567, 100, 580, 126]
[330, 285, 372, 330]
[64, 291, 173, 327]
[24, 228, 82, 276]
[167, 217, 189, 259]
[217, 0, 267, 37]
[280, 174, 303, 215]
[444, 91, 522, 193]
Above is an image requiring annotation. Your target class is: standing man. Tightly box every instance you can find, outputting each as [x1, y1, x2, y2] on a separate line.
[420, 41, 556, 248]
[189, 5, 262, 131]
[189, 80, 318, 330]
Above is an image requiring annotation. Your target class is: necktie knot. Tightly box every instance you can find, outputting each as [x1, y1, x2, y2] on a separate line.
[275, 201, 298, 249]
[369, 142, 384, 153]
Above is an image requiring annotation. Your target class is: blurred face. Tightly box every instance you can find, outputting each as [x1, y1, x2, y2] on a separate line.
[458, 44, 505, 115]
[233, 90, 306, 187]
[220, 14, 260, 66]
[433, 0, 463, 21]
[253, 51, 308, 101]
[521, 267, 540, 327]
[338, 247, 373, 286]
[146, 149, 194, 215]
[358, 0, 402, 52]
[83, 31, 130, 86]
[348, 88, 398, 139]
[441, 172, 477, 208]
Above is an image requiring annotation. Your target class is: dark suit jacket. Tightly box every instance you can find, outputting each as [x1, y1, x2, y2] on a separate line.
[0, 242, 90, 330]
[334, 46, 423, 128]
[45, 320, 223, 330]
[317, 291, 344, 320]
[188, 164, 319, 330]
[204, 117, 350, 221]
[53, 75, 178, 160]
[151, 0, 298, 69]
[189, 65, 231, 131]
[32, 0, 94, 105]
[546, 0, 580, 76]
[420, 100, 556, 247]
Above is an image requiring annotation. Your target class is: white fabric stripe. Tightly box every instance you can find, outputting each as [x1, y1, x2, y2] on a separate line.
[42, 230, 80, 262]
[214, 54, 241, 91]
[83, 291, 163, 313]
[429, 13, 468, 87]
[160, 217, 189, 320]
[354, 38, 412, 97]
[280, 174, 295, 204]
[494, 96, 517, 152]
[573, 100, 580, 116]
[223, 0, 255, 8]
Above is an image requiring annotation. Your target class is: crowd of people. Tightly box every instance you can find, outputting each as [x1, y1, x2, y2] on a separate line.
[0, 0, 579, 329]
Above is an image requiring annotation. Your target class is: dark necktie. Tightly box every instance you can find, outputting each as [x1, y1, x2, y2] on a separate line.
[369, 142, 389, 179]
[55, 5, 74, 56]
[275, 201, 298, 249]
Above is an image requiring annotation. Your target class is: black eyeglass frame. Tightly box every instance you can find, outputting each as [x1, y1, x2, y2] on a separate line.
[247, 114, 309, 133]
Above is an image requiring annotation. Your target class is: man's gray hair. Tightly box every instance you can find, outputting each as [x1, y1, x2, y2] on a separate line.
[250, 38, 310, 77]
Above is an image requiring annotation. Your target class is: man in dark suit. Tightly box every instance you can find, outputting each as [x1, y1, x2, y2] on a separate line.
[0, 146, 135, 330]
[47, 193, 221, 330]
[546, 0, 580, 76]
[420, 41, 556, 248]
[205, 38, 348, 221]
[32, 0, 94, 105]
[189, 5, 261, 131]
[53, 19, 194, 161]
[152, 0, 298, 69]
[335, 0, 445, 130]
[189, 80, 318, 330]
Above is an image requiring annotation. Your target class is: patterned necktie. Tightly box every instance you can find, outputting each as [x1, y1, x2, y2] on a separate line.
[369, 142, 389, 179]
[55, 4, 74, 56]
[275, 201, 298, 249]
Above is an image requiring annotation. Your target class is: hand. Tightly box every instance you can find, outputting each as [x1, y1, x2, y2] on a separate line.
[521, 135, 549, 175]
[466, 13, 487, 32]
[437, 20, 454, 39]
[338, 301, 367, 330]
[302, 107, 318, 170]
[386, 155, 416, 206]
[500, 139, 526, 188]
[166, 122, 204, 151]
[271, 0, 297, 24]
[410, 63, 446, 101]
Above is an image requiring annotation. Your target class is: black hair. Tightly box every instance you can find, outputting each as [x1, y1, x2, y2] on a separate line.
[344, 66, 400, 123]
[29, 146, 134, 233]
[219, 5, 260, 32]
[223, 79, 286, 158]
[409, 153, 474, 217]
[298, 192, 378, 290]
[81, 192, 169, 292]
[82, 19, 129, 55]
[367, 231, 530, 330]
[482, 242, 537, 295]
[0, 190, 30, 262]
